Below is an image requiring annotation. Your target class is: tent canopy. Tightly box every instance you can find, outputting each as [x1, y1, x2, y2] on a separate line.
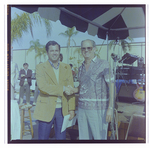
[14, 5, 145, 40]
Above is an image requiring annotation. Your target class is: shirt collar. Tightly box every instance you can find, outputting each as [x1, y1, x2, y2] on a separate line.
[92, 56, 97, 63]
[83, 56, 97, 65]
[48, 59, 60, 70]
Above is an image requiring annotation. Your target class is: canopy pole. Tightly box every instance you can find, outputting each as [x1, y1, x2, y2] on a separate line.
[106, 32, 109, 61]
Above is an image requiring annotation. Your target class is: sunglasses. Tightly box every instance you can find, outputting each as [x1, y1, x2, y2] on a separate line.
[81, 47, 93, 51]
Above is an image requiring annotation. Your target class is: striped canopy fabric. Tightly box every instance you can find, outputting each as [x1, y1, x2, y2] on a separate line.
[14, 5, 145, 40]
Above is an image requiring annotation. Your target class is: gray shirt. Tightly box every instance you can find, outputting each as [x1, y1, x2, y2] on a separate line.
[78, 57, 114, 110]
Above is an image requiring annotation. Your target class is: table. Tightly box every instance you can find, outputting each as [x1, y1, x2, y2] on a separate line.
[116, 102, 145, 123]
[115, 101, 145, 140]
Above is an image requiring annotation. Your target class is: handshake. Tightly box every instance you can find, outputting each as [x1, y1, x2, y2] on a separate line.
[64, 85, 78, 95]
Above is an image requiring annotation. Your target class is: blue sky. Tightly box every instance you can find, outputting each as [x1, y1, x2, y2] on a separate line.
[11, 7, 145, 50]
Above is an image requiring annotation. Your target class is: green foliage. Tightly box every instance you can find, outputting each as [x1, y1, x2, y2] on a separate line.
[27, 39, 42, 54]
[59, 26, 78, 47]
[11, 12, 51, 44]
[59, 26, 79, 63]
[35, 47, 47, 62]
[27, 39, 46, 62]
[69, 56, 76, 60]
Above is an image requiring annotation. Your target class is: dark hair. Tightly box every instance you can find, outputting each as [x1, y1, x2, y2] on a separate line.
[23, 63, 28, 66]
[45, 41, 60, 52]
[59, 53, 63, 62]
[69, 64, 73, 68]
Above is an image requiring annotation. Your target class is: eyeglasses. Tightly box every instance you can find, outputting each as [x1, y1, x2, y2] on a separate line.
[81, 47, 93, 51]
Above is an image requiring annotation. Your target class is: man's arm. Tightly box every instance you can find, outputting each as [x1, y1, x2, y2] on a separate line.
[65, 86, 79, 95]
[24, 70, 32, 78]
[20, 70, 25, 78]
[103, 61, 115, 123]
[66, 66, 76, 110]
[108, 82, 115, 109]
[65, 65, 76, 120]
[106, 82, 115, 122]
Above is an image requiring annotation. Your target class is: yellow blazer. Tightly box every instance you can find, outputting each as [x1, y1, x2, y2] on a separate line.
[33, 60, 75, 122]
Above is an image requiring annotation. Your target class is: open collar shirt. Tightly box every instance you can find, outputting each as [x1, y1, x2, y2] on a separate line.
[24, 69, 28, 82]
[48, 59, 62, 108]
[78, 57, 114, 110]
[48, 59, 60, 70]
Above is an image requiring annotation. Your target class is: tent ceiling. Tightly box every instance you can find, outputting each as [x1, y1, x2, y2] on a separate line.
[14, 5, 145, 40]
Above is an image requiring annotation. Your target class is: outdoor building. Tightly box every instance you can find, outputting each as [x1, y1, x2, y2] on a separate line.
[13, 42, 145, 75]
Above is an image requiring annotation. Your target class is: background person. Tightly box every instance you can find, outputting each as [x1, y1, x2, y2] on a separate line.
[11, 46, 21, 140]
[11, 62, 19, 100]
[69, 64, 76, 79]
[59, 53, 63, 62]
[19, 63, 32, 108]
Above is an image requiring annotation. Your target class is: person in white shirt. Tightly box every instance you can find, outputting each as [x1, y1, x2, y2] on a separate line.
[11, 46, 21, 140]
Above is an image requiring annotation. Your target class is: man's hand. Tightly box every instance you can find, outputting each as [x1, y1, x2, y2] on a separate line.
[21, 74, 25, 77]
[65, 85, 74, 95]
[106, 108, 112, 123]
[65, 85, 79, 95]
[69, 110, 75, 120]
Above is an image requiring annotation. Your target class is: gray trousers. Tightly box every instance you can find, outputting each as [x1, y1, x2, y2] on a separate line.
[34, 85, 39, 103]
[19, 82, 30, 103]
[78, 107, 108, 140]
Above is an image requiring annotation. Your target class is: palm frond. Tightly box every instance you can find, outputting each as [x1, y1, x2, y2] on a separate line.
[59, 32, 68, 37]
[27, 46, 35, 55]
[42, 19, 51, 37]
[126, 36, 134, 42]
[72, 39, 76, 46]
[11, 12, 52, 44]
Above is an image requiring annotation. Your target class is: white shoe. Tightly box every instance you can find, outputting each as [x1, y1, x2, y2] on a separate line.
[26, 103, 32, 108]
[33, 102, 36, 106]
[20, 104, 27, 109]
[19, 103, 24, 108]
[21, 103, 32, 109]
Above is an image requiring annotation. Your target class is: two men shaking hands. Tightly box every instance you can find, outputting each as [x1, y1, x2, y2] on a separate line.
[64, 85, 78, 96]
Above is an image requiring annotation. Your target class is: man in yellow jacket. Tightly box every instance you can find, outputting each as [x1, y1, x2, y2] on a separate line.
[33, 41, 75, 140]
